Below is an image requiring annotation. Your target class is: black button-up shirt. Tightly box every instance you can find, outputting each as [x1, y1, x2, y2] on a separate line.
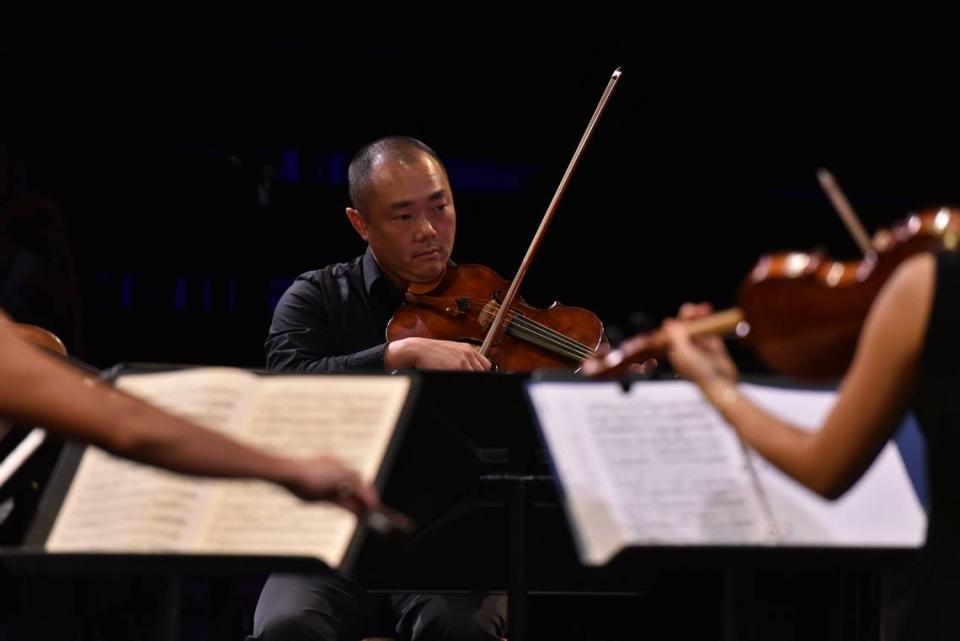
[265, 247, 406, 372]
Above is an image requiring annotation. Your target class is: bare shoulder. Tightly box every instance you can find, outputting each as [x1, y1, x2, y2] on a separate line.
[886, 252, 936, 293]
[864, 253, 936, 355]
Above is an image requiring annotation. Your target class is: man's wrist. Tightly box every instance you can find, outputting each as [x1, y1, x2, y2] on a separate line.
[384, 339, 411, 369]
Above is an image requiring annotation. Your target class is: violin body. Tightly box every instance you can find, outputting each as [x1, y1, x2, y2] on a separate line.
[739, 206, 960, 379]
[584, 206, 960, 381]
[387, 264, 606, 371]
[11, 323, 68, 356]
[0, 309, 68, 356]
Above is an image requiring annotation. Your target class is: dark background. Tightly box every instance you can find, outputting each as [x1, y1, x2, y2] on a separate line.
[1, 11, 950, 640]
[3, 12, 959, 371]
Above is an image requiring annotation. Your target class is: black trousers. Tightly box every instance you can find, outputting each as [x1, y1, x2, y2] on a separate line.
[247, 572, 506, 641]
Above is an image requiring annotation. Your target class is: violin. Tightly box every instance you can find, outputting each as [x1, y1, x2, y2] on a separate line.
[386, 68, 624, 372]
[0, 309, 68, 356]
[10, 323, 68, 356]
[0, 310, 100, 377]
[387, 263, 606, 371]
[582, 206, 960, 381]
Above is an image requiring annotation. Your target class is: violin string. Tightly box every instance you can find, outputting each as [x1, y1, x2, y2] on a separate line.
[409, 294, 597, 361]
[479, 301, 597, 360]
[471, 301, 595, 360]
[464, 299, 597, 361]
[508, 321, 594, 361]
[504, 311, 597, 359]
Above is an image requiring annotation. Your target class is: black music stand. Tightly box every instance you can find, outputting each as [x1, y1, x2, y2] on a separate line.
[2, 363, 421, 641]
[353, 370, 647, 641]
[522, 372, 928, 641]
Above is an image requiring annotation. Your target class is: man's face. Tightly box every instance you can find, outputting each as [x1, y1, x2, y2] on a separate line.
[346, 153, 456, 288]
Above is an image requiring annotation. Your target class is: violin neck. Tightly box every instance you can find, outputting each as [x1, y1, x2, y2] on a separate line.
[639, 308, 744, 353]
[681, 308, 745, 341]
[598, 307, 744, 376]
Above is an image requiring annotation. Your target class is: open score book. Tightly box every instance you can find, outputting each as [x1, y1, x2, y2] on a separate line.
[526, 380, 927, 566]
[33, 367, 414, 569]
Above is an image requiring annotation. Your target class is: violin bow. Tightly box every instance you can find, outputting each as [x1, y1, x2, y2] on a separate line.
[816, 168, 875, 258]
[479, 67, 624, 358]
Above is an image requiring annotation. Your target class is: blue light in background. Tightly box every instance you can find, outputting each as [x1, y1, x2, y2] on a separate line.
[280, 149, 300, 184]
[174, 276, 188, 311]
[227, 278, 238, 313]
[201, 277, 213, 312]
[327, 152, 346, 186]
[120, 274, 134, 310]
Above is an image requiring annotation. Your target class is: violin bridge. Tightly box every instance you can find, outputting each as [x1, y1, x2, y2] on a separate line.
[479, 301, 498, 328]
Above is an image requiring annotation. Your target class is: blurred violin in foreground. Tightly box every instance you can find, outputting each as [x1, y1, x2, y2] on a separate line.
[582, 206, 960, 381]
[0, 310, 67, 356]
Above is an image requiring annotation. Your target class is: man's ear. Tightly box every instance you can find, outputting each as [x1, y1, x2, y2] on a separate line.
[345, 207, 369, 241]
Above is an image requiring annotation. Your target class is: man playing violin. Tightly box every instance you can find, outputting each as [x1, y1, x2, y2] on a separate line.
[265, 136, 491, 373]
[254, 136, 506, 641]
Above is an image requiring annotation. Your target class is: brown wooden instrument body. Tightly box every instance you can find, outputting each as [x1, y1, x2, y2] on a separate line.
[11, 323, 68, 356]
[387, 263, 605, 371]
[587, 207, 960, 381]
[741, 207, 960, 379]
[0, 308, 68, 357]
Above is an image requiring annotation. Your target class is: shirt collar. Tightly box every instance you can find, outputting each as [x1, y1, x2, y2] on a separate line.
[362, 246, 402, 298]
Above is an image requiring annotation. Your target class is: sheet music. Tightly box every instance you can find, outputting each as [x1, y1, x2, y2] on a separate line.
[46, 369, 255, 551]
[46, 451, 214, 551]
[193, 483, 349, 559]
[195, 375, 410, 563]
[529, 379, 927, 565]
[739, 384, 927, 547]
[46, 369, 410, 565]
[113, 368, 258, 435]
[246, 376, 408, 476]
[529, 381, 771, 564]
